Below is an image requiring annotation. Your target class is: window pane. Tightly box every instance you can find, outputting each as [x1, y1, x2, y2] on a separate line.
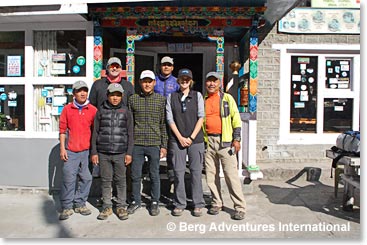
[290, 56, 318, 132]
[34, 30, 86, 77]
[325, 59, 351, 89]
[0, 85, 25, 131]
[324, 98, 353, 132]
[0, 32, 25, 77]
[34, 85, 73, 132]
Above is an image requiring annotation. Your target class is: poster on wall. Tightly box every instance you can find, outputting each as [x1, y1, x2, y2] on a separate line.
[7, 56, 21, 77]
[278, 8, 360, 34]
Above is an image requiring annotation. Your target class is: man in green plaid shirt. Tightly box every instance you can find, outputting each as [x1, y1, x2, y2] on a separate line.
[128, 70, 168, 216]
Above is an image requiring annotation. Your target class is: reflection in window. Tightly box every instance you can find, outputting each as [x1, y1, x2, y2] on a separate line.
[324, 98, 353, 132]
[0, 85, 25, 131]
[0, 32, 25, 77]
[290, 56, 318, 132]
[34, 30, 86, 77]
[34, 85, 73, 132]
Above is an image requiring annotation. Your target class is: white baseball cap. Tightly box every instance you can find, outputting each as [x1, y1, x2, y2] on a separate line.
[140, 70, 155, 80]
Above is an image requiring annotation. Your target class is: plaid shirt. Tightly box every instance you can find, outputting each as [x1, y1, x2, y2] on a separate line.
[128, 92, 168, 149]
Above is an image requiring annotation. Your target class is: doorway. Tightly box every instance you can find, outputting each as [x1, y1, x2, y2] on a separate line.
[157, 53, 203, 93]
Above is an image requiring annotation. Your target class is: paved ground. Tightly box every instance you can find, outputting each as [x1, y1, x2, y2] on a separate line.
[0, 173, 361, 240]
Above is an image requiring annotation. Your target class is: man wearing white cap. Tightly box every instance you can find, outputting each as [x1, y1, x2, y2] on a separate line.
[154, 56, 179, 97]
[128, 70, 168, 217]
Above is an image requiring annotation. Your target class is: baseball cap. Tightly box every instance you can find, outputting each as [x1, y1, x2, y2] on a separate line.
[161, 56, 174, 65]
[72, 80, 88, 91]
[107, 57, 122, 67]
[140, 70, 155, 80]
[107, 83, 124, 94]
[206, 71, 221, 80]
[178, 68, 193, 79]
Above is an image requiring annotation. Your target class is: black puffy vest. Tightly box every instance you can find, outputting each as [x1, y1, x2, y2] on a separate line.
[96, 101, 130, 154]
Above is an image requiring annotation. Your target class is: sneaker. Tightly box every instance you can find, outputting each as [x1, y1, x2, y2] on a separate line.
[208, 206, 222, 215]
[192, 207, 203, 217]
[116, 207, 129, 220]
[97, 207, 113, 220]
[127, 202, 141, 214]
[232, 210, 245, 220]
[150, 201, 160, 216]
[59, 208, 73, 220]
[74, 206, 92, 216]
[172, 207, 184, 216]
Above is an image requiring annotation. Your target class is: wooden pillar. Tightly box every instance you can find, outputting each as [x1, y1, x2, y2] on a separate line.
[126, 29, 144, 85]
[208, 30, 225, 87]
[248, 22, 258, 114]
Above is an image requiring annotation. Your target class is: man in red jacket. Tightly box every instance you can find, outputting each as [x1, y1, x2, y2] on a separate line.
[58, 80, 97, 220]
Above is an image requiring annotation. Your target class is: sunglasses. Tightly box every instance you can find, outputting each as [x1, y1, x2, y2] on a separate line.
[109, 63, 121, 69]
[161, 63, 173, 67]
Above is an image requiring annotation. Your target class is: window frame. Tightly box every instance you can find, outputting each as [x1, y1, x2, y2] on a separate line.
[273, 44, 360, 145]
[0, 21, 94, 138]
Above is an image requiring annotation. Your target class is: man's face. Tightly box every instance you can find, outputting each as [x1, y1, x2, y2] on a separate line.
[73, 88, 88, 104]
[160, 62, 174, 76]
[205, 76, 221, 94]
[108, 63, 122, 78]
[108, 92, 123, 106]
[140, 78, 156, 94]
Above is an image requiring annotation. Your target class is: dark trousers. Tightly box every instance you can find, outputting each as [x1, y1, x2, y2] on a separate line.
[99, 152, 127, 209]
[131, 145, 161, 205]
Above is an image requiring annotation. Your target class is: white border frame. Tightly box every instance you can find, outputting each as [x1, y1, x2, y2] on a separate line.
[272, 44, 360, 145]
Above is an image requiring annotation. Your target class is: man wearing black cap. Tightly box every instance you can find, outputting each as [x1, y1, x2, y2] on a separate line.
[59, 80, 97, 220]
[91, 83, 134, 221]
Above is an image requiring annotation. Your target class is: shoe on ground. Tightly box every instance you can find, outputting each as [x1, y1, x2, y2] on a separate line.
[172, 207, 184, 216]
[74, 205, 92, 216]
[232, 210, 245, 220]
[127, 202, 141, 214]
[59, 208, 73, 220]
[150, 201, 160, 216]
[192, 207, 203, 217]
[116, 207, 129, 220]
[97, 207, 113, 220]
[208, 206, 222, 215]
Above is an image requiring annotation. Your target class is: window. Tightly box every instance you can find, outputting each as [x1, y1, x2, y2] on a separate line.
[33, 85, 73, 132]
[0, 32, 25, 77]
[274, 44, 360, 144]
[34, 30, 86, 77]
[0, 85, 24, 131]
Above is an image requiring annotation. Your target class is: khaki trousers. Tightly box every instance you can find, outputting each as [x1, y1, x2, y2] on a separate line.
[205, 135, 246, 212]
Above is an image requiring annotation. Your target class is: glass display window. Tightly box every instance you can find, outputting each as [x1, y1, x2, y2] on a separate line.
[33, 85, 73, 132]
[0, 85, 25, 131]
[34, 30, 86, 77]
[0, 32, 25, 77]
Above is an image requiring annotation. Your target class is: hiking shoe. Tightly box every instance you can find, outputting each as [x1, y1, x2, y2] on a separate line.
[192, 207, 203, 217]
[150, 201, 160, 216]
[59, 208, 73, 220]
[127, 202, 141, 214]
[97, 207, 113, 220]
[232, 210, 245, 220]
[171, 207, 184, 216]
[74, 206, 92, 216]
[116, 207, 129, 220]
[208, 206, 221, 215]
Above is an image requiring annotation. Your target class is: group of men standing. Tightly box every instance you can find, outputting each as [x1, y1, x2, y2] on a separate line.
[58, 56, 246, 222]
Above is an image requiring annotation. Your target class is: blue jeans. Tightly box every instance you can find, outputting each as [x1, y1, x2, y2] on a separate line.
[131, 145, 160, 205]
[60, 150, 92, 209]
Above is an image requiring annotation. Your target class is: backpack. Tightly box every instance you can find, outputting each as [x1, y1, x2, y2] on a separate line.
[330, 131, 360, 178]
